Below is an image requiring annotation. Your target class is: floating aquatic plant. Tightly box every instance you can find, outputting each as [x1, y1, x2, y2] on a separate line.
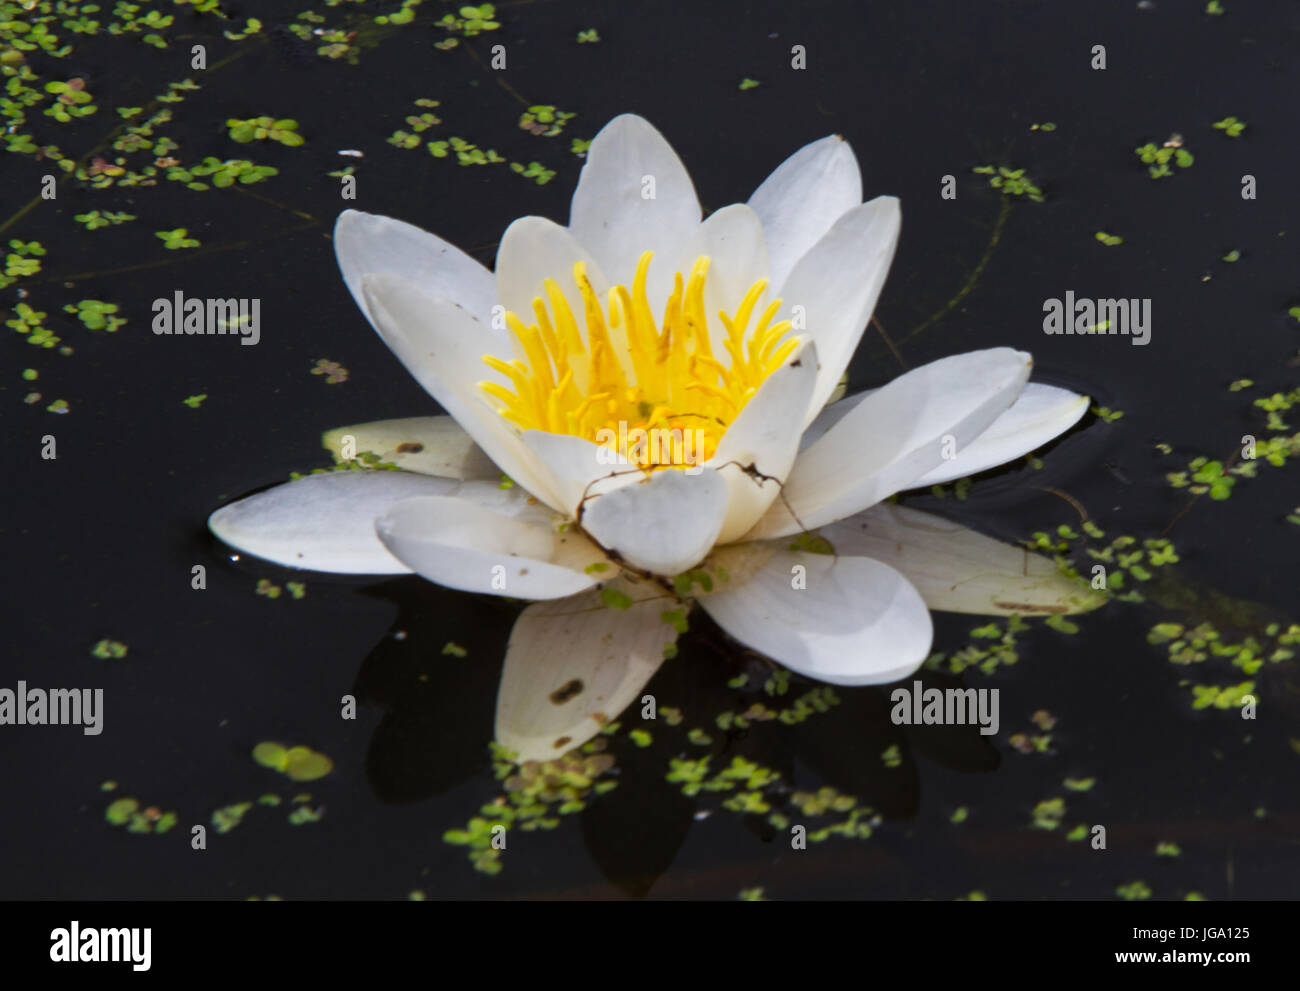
[1212, 115, 1246, 137]
[1135, 137, 1194, 179]
[973, 164, 1045, 201]
[226, 116, 304, 147]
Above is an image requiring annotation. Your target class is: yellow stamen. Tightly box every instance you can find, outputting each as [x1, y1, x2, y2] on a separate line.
[477, 251, 800, 471]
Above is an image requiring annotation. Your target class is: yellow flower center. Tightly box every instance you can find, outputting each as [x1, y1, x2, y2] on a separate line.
[478, 251, 798, 470]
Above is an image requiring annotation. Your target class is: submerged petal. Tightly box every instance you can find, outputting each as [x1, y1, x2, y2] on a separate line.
[495, 581, 677, 761]
[820, 503, 1108, 615]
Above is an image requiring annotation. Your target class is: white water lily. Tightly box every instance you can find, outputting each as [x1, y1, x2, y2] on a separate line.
[210, 114, 1101, 761]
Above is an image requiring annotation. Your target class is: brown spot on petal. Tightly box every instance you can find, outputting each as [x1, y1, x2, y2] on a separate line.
[553, 736, 572, 749]
[550, 679, 584, 705]
[396, 442, 424, 453]
[590, 711, 609, 727]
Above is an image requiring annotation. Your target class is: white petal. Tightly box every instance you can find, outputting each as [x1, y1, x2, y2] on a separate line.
[321, 416, 498, 480]
[359, 274, 566, 512]
[581, 467, 728, 575]
[799, 387, 869, 451]
[748, 134, 862, 291]
[208, 470, 455, 574]
[519, 430, 632, 518]
[494, 216, 610, 339]
[802, 382, 1091, 485]
[909, 383, 1091, 486]
[436, 478, 574, 518]
[496, 582, 676, 761]
[826, 369, 849, 406]
[699, 551, 932, 685]
[707, 339, 819, 544]
[569, 114, 702, 309]
[673, 203, 770, 347]
[750, 348, 1033, 539]
[375, 491, 605, 600]
[334, 209, 498, 334]
[820, 503, 1108, 615]
[774, 196, 901, 418]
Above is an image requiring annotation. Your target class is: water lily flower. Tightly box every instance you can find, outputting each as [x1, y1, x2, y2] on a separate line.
[210, 115, 1100, 761]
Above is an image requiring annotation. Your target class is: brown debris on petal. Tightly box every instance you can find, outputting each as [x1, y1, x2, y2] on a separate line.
[549, 679, 584, 704]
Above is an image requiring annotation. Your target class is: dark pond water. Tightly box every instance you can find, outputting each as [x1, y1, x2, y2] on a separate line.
[4, 0, 1298, 900]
